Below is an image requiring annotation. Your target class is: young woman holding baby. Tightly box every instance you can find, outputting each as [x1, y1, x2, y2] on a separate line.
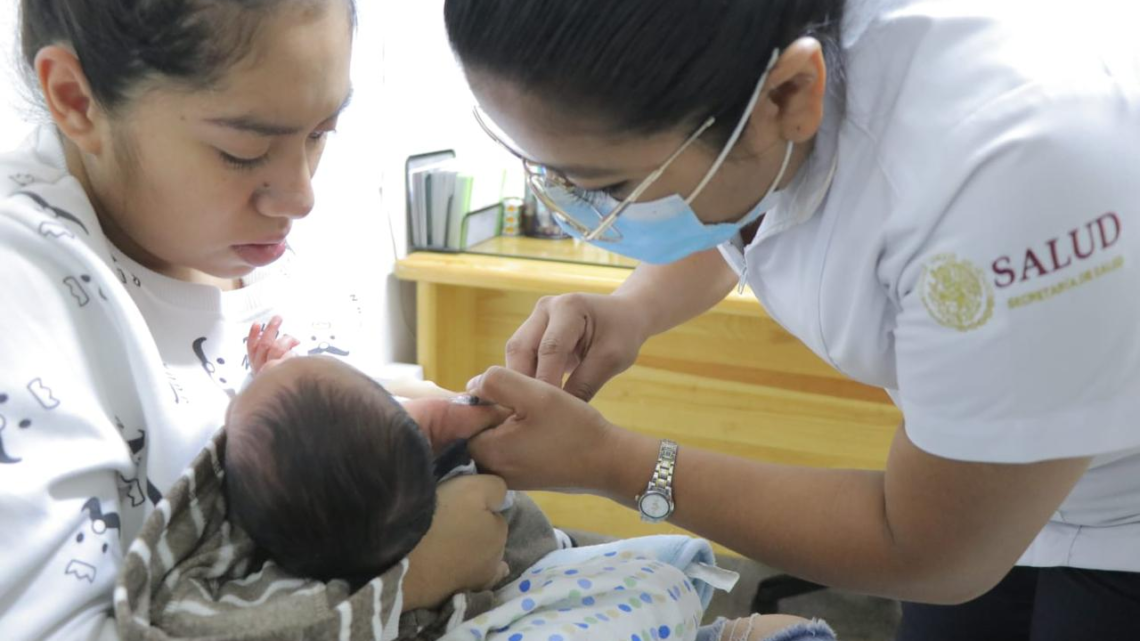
[0, 1, 809, 639]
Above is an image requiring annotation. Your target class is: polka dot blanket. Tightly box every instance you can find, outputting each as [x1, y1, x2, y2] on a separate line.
[441, 536, 740, 641]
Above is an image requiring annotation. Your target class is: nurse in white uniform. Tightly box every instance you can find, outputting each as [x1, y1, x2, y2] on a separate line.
[444, 0, 1140, 638]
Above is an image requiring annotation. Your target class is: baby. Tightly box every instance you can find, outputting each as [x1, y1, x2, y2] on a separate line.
[223, 317, 509, 590]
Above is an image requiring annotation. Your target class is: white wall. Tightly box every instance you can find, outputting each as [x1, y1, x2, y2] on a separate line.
[304, 0, 519, 364]
[0, 0, 35, 148]
[370, 0, 521, 362]
[0, 0, 510, 366]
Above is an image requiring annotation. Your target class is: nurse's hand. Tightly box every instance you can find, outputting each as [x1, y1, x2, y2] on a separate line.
[402, 475, 511, 611]
[505, 293, 650, 401]
[467, 367, 621, 492]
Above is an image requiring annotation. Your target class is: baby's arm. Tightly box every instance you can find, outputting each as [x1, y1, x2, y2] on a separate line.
[403, 398, 510, 455]
[383, 378, 461, 400]
[247, 316, 301, 375]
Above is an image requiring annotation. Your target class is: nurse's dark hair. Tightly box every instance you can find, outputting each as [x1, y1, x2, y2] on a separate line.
[18, 0, 356, 114]
[444, 0, 845, 146]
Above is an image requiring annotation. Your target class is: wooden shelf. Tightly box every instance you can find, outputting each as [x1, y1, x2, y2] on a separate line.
[396, 248, 766, 318]
[467, 236, 640, 269]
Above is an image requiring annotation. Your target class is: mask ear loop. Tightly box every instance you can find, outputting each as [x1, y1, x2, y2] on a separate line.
[686, 49, 787, 205]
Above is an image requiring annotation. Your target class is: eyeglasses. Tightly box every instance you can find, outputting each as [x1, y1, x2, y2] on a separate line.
[474, 107, 715, 242]
[472, 49, 780, 243]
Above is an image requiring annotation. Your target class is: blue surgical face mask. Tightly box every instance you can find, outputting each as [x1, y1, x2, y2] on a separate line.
[550, 141, 794, 264]
[543, 50, 795, 265]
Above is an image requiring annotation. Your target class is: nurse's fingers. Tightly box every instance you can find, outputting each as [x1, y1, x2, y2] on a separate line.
[468, 371, 613, 491]
[504, 306, 549, 378]
[533, 304, 588, 387]
[467, 366, 558, 416]
[563, 350, 622, 402]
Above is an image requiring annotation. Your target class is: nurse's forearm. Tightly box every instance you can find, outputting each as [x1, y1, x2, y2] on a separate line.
[614, 248, 737, 337]
[597, 429, 1004, 605]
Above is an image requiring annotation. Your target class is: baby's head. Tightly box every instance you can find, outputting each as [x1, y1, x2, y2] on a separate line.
[224, 356, 437, 587]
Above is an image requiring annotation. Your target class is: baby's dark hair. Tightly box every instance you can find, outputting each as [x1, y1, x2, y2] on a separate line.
[224, 373, 436, 588]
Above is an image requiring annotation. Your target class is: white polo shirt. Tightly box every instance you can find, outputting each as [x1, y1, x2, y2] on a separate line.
[721, 0, 1140, 571]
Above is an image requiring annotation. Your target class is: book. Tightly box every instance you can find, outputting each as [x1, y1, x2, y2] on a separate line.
[406, 151, 510, 251]
[405, 150, 456, 249]
[445, 174, 475, 249]
[428, 170, 457, 248]
[459, 204, 503, 249]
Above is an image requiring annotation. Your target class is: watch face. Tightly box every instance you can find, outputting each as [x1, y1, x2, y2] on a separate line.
[640, 493, 671, 519]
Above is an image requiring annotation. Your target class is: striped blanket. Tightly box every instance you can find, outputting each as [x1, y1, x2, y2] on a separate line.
[114, 429, 558, 641]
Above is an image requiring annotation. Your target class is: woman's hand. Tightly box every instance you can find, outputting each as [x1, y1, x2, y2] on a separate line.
[720, 615, 826, 641]
[466, 367, 635, 494]
[505, 293, 651, 401]
[402, 475, 511, 611]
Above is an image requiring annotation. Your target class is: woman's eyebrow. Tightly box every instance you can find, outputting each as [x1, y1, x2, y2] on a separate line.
[206, 88, 355, 138]
[206, 116, 301, 137]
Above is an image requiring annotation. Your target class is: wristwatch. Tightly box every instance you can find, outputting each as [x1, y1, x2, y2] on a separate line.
[637, 440, 678, 523]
